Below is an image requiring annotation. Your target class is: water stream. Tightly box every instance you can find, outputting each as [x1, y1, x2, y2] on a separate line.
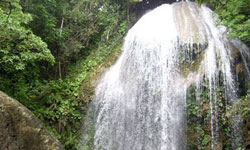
[86, 1, 250, 150]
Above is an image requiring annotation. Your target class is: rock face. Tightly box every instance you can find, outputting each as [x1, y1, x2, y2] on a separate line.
[0, 91, 64, 150]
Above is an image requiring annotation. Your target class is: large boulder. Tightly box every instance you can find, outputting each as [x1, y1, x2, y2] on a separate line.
[0, 91, 64, 150]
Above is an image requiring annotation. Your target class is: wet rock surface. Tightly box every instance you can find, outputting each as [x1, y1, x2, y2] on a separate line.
[0, 91, 64, 150]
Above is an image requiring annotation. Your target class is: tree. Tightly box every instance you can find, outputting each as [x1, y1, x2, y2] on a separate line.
[0, 0, 54, 98]
[0, 0, 131, 149]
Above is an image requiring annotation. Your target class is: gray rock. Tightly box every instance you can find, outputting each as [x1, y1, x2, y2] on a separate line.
[0, 91, 64, 150]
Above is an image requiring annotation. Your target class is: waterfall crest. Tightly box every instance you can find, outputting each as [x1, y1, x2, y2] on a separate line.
[91, 2, 250, 150]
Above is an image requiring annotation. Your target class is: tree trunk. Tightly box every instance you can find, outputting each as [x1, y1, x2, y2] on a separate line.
[59, 17, 64, 36]
[127, 0, 130, 24]
[59, 61, 62, 79]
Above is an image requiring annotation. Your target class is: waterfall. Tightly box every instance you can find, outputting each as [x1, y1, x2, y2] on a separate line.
[85, 1, 250, 150]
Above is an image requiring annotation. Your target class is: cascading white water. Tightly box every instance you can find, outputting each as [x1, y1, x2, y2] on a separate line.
[91, 1, 250, 150]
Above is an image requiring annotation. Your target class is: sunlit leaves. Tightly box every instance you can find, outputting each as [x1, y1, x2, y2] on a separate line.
[0, 0, 54, 73]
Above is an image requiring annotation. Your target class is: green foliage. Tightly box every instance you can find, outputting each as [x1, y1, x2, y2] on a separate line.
[186, 77, 233, 150]
[187, 73, 250, 150]
[0, 0, 130, 149]
[0, 0, 54, 73]
[0, 0, 249, 149]
[31, 38, 122, 150]
[198, 0, 250, 46]
[0, 0, 54, 102]
[20, 0, 131, 78]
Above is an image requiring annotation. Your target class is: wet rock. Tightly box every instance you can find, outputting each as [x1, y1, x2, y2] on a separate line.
[174, 2, 208, 46]
[173, 2, 208, 65]
[0, 91, 64, 150]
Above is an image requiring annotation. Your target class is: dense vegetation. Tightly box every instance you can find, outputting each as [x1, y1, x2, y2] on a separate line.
[193, 1, 250, 149]
[186, 79, 250, 149]
[0, 0, 133, 149]
[0, 0, 249, 149]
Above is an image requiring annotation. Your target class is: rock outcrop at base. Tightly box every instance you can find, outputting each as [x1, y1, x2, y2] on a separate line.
[0, 91, 64, 150]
